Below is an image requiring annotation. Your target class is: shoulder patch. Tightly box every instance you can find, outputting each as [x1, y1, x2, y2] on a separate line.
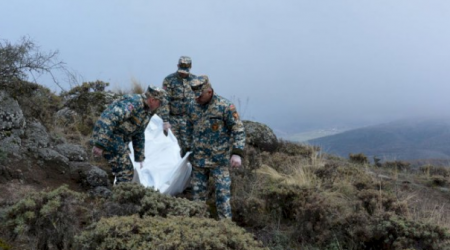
[127, 103, 134, 112]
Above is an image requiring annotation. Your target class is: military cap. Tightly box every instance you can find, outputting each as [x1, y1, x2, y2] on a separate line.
[145, 85, 166, 100]
[190, 75, 211, 98]
[177, 56, 192, 74]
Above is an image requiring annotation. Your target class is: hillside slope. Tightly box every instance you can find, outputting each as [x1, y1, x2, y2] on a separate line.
[308, 117, 450, 161]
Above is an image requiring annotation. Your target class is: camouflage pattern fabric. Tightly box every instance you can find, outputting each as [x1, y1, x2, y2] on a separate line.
[186, 94, 245, 167]
[191, 165, 231, 219]
[167, 114, 189, 152]
[158, 72, 197, 152]
[92, 94, 155, 183]
[186, 93, 246, 219]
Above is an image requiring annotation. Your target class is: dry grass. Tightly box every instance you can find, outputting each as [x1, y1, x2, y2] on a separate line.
[111, 77, 145, 95]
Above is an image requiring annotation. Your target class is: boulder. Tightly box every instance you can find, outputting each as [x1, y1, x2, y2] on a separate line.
[54, 107, 78, 126]
[36, 148, 70, 172]
[69, 162, 109, 189]
[0, 90, 26, 131]
[55, 143, 88, 162]
[24, 121, 51, 148]
[243, 120, 278, 152]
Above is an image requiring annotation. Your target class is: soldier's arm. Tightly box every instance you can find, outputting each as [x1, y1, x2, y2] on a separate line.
[224, 104, 246, 157]
[92, 100, 134, 151]
[157, 78, 170, 122]
[131, 128, 146, 162]
[185, 102, 194, 151]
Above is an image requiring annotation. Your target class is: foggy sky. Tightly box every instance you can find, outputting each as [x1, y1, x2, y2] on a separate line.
[1, 0, 449, 133]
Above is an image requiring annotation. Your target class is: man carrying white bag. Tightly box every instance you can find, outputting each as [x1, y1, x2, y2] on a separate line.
[129, 115, 191, 196]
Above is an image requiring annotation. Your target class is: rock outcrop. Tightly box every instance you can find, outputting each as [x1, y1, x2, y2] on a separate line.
[243, 120, 278, 152]
[0, 90, 109, 194]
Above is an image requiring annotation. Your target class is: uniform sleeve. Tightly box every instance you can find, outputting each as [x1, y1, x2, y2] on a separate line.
[91, 100, 134, 151]
[131, 127, 146, 162]
[157, 77, 170, 122]
[224, 103, 246, 157]
[185, 101, 194, 150]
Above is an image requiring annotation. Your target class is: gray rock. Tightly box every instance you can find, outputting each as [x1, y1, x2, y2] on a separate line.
[89, 186, 112, 198]
[69, 162, 109, 188]
[83, 166, 109, 187]
[55, 143, 88, 162]
[0, 90, 26, 131]
[36, 148, 70, 172]
[0, 135, 22, 156]
[54, 107, 78, 126]
[24, 121, 51, 148]
[243, 120, 278, 152]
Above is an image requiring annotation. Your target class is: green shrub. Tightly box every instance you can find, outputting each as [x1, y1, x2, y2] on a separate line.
[2, 185, 88, 250]
[429, 175, 449, 187]
[277, 140, 318, 158]
[75, 215, 269, 250]
[0, 239, 12, 250]
[349, 153, 369, 164]
[102, 182, 209, 218]
[383, 160, 411, 171]
[60, 80, 111, 136]
[0, 80, 62, 128]
[369, 213, 450, 250]
[420, 165, 450, 177]
[357, 189, 408, 216]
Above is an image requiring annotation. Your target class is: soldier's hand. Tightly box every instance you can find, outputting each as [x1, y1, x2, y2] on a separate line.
[92, 146, 103, 157]
[163, 122, 171, 132]
[230, 155, 242, 168]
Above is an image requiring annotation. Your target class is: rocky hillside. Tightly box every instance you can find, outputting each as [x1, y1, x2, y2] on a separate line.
[1, 81, 450, 250]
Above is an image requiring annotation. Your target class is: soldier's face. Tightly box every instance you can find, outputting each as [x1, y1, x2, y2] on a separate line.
[147, 97, 161, 111]
[195, 89, 212, 105]
[177, 72, 189, 78]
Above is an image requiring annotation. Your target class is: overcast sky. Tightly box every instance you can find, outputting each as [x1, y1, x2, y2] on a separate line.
[1, 0, 449, 133]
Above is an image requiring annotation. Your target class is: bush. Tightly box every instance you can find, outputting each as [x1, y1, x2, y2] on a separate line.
[383, 160, 411, 171]
[420, 165, 450, 177]
[0, 80, 62, 128]
[369, 213, 450, 250]
[2, 185, 88, 250]
[75, 215, 269, 250]
[277, 140, 318, 158]
[429, 175, 449, 187]
[102, 182, 209, 218]
[59, 80, 111, 136]
[349, 153, 369, 164]
[357, 189, 408, 216]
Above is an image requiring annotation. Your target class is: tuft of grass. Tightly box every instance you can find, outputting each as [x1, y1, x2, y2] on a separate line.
[130, 78, 145, 94]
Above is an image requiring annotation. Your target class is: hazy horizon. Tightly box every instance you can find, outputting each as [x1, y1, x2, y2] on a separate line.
[1, 1, 449, 134]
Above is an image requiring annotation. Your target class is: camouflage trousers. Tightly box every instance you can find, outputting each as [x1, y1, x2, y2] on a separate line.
[168, 115, 188, 154]
[191, 165, 232, 220]
[103, 149, 134, 184]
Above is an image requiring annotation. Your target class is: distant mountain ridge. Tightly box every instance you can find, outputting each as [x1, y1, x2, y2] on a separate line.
[308, 117, 450, 162]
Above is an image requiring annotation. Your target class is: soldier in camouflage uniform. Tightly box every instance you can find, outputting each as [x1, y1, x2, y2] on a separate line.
[91, 86, 166, 184]
[159, 56, 197, 156]
[186, 75, 246, 220]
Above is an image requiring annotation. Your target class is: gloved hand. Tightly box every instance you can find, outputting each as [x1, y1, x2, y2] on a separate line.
[136, 162, 144, 169]
[230, 155, 242, 168]
[92, 146, 103, 157]
[163, 122, 171, 132]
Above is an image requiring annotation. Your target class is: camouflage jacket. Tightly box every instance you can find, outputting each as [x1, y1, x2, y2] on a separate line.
[186, 93, 246, 168]
[92, 94, 154, 162]
[158, 72, 197, 121]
